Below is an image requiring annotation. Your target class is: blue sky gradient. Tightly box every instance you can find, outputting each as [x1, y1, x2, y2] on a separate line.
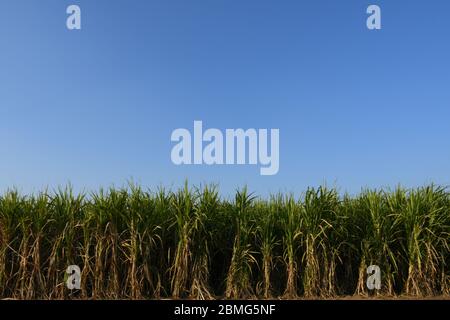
[1, 0, 450, 196]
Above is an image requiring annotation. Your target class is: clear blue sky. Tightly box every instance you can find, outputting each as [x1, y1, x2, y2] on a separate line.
[1, 0, 449, 196]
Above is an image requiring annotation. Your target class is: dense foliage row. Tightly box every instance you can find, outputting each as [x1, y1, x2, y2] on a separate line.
[0, 185, 449, 299]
